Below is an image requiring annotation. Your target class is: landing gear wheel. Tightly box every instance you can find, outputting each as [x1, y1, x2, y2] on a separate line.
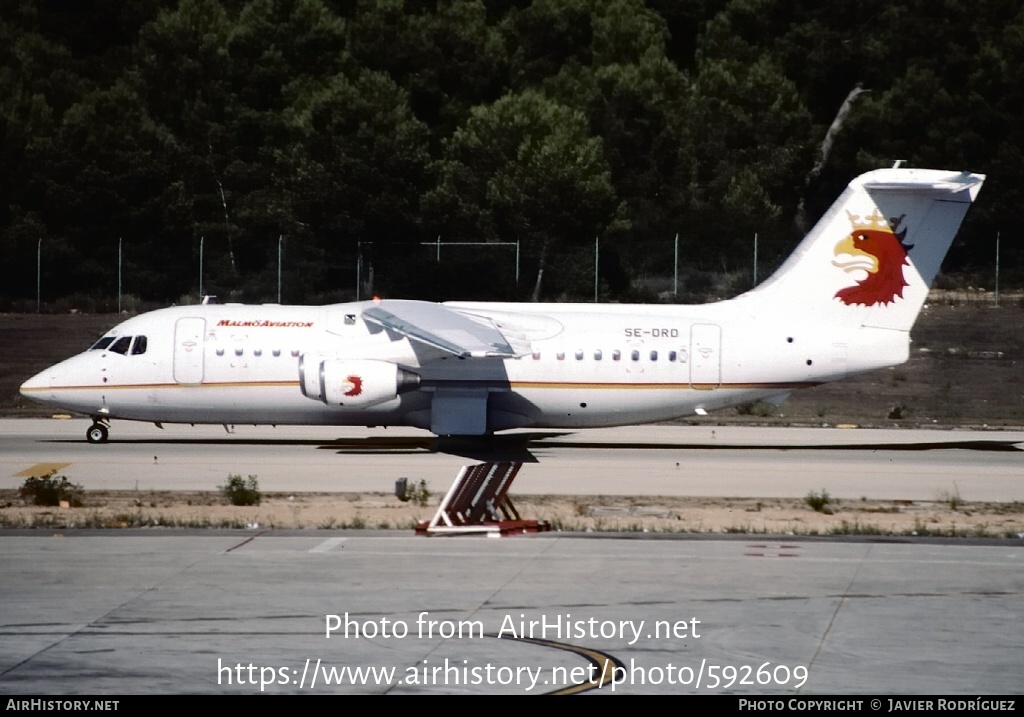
[86, 423, 109, 444]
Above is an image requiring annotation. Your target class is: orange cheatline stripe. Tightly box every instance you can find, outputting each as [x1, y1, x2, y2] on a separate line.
[25, 380, 818, 392]
[510, 381, 816, 390]
[21, 381, 301, 392]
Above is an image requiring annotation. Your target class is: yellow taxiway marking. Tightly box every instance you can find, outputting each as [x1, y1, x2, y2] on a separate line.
[16, 462, 71, 478]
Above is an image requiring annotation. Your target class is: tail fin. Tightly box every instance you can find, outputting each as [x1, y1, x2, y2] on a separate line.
[744, 168, 984, 331]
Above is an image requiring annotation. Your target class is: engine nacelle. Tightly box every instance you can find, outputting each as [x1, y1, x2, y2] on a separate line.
[298, 353, 327, 399]
[300, 357, 420, 408]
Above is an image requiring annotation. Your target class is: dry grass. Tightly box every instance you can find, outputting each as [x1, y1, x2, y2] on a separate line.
[1, 490, 1022, 538]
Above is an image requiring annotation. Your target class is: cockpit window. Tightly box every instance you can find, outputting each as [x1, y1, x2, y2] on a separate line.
[108, 336, 132, 355]
[90, 336, 115, 350]
[130, 335, 148, 355]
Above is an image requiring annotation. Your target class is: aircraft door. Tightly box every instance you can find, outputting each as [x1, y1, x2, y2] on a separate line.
[173, 318, 206, 384]
[690, 324, 721, 389]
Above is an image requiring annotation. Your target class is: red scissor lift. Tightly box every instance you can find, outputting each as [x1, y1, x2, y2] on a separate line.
[415, 461, 551, 536]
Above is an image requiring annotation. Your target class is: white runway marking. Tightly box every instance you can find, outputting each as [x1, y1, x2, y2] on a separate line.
[309, 537, 347, 553]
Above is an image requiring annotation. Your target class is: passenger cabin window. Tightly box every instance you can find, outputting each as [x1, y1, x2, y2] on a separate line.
[612, 350, 621, 361]
[108, 336, 132, 355]
[575, 350, 584, 361]
[668, 351, 677, 362]
[631, 350, 640, 361]
[650, 350, 658, 361]
[594, 350, 603, 361]
[130, 336, 147, 355]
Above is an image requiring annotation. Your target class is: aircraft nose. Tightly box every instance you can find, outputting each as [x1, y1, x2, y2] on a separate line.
[20, 355, 100, 413]
[20, 369, 53, 399]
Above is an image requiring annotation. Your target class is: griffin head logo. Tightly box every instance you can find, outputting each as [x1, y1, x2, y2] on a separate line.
[833, 209, 913, 306]
[342, 375, 363, 397]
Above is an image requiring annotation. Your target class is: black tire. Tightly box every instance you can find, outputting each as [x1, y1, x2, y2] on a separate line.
[86, 424, 109, 444]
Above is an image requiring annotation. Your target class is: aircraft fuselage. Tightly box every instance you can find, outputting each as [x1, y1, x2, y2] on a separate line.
[20, 299, 905, 434]
[20, 168, 984, 439]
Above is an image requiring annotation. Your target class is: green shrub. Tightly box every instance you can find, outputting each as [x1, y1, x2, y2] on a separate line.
[18, 473, 84, 507]
[887, 403, 908, 420]
[404, 479, 431, 507]
[938, 486, 963, 510]
[805, 489, 833, 514]
[220, 474, 261, 506]
[735, 401, 775, 417]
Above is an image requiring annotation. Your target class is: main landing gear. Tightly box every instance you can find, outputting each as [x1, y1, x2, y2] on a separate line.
[86, 420, 110, 444]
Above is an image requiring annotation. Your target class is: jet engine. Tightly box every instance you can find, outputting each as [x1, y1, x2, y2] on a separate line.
[299, 356, 420, 408]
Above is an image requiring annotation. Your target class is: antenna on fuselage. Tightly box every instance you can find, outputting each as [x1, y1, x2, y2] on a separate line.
[201, 295, 218, 305]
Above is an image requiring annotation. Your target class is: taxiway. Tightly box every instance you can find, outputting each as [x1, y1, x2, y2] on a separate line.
[1, 419, 1022, 501]
[1, 419, 1022, 695]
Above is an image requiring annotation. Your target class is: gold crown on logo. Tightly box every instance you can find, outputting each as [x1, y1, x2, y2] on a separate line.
[845, 209, 902, 233]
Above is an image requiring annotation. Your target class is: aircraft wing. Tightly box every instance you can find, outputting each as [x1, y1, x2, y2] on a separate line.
[362, 300, 529, 358]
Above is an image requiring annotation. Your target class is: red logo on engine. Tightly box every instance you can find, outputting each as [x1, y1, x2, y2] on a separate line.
[343, 375, 363, 397]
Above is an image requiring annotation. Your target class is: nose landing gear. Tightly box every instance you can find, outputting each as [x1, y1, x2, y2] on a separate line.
[86, 421, 110, 444]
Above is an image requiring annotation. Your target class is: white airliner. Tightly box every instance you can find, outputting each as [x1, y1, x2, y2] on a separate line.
[21, 167, 984, 443]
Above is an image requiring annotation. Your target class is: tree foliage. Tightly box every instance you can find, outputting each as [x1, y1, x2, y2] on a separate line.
[1, 0, 1021, 308]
